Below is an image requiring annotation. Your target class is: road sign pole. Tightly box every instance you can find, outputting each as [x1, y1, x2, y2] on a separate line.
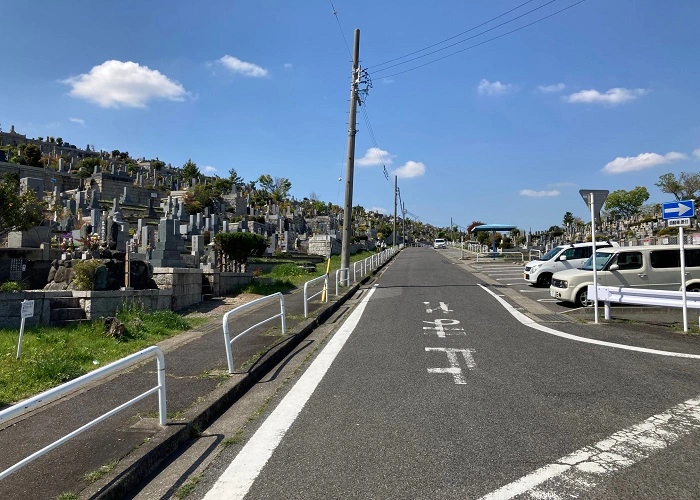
[680, 226, 688, 333]
[17, 317, 26, 360]
[590, 193, 599, 323]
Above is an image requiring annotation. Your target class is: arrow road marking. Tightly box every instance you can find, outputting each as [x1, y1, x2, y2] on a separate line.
[425, 347, 476, 384]
[479, 396, 700, 499]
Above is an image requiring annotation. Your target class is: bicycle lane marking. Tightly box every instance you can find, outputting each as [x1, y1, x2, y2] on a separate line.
[202, 285, 378, 500]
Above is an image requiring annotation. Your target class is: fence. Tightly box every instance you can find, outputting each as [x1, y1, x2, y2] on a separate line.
[335, 268, 350, 296]
[303, 274, 328, 318]
[353, 260, 364, 282]
[222, 292, 286, 373]
[0, 346, 166, 480]
[475, 251, 524, 263]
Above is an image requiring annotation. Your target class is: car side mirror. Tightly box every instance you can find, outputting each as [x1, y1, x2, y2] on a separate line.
[609, 264, 619, 271]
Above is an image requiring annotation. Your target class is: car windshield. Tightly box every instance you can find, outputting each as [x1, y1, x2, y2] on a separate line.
[539, 246, 564, 261]
[581, 251, 615, 271]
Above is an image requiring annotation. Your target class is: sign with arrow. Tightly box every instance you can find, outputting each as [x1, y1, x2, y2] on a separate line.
[662, 200, 694, 220]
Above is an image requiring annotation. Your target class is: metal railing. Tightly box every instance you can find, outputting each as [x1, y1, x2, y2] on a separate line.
[222, 292, 286, 373]
[528, 249, 542, 260]
[353, 260, 363, 282]
[475, 251, 524, 263]
[303, 274, 328, 318]
[0, 346, 167, 480]
[335, 268, 350, 296]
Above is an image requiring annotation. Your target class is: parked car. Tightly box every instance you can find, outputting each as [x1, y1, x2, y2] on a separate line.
[433, 238, 446, 249]
[549, 244, 700, 307]
[524, 241, 618, 287]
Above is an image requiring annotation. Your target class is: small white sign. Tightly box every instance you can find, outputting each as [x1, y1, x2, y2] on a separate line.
[668, 218, 691, 227]
[21, 300, 34, 319]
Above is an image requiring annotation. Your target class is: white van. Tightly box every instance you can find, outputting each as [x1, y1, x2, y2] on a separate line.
[524, 241, 617, 287]
[549, 244, 700, 307]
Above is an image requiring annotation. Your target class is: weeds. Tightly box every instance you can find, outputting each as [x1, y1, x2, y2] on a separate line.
[83, 459, 119, 483]
[174, 475, 201, 499]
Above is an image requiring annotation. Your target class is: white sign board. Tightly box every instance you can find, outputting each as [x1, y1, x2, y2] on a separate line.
[668, 218, 691, 227]
[21, 300, 34, 319]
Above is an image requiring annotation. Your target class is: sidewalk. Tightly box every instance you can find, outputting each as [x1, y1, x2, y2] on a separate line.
[0, 263, 385, 500]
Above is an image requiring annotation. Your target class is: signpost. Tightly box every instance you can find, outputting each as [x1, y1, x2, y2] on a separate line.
[662, 200, 695, 333]
[580, 190, 609, 323]
[17, 299, 35, 360]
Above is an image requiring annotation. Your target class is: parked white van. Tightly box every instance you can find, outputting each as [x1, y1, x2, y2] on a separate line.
[549, 244, 700, 307]
[524, 241, 617, 287]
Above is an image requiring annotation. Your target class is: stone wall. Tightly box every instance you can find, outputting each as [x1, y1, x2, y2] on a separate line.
[152, 267, 202, 310]
[76, 289, 172, 320]
[0, 290, 60, 329]
[88, 173, 164, 207]
[0, 161, 80, 193]
[0, 247, 60, 289]
[218, 271, 254, 295]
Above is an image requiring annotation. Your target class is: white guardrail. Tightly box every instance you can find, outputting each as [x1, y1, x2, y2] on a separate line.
[353, 260, 364, 282]
[335, 268, 350, 296]
[222, 292, 286, 373]
[0, 346, 167, 480]
[476, 251, 524, 263]
[303, 274, 328, 318]
[590, 285, 700, 323]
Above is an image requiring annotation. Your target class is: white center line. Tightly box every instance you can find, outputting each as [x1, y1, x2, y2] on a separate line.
[203, 285, 378, 500]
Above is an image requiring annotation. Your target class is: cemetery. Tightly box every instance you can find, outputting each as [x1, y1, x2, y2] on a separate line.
[0, 126, 392, 329]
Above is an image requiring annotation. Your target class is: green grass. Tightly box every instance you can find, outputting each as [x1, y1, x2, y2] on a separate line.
[174, 475, 201, 499]
[0, 305, 195, 405]
[83, 459, 119, 483]
[221, 430, 244, 448]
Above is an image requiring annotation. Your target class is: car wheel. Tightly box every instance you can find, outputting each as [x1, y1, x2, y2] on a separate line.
[575, 288, 590, 307]
[687, 284, 700, 293]
[536, 273, 552, 288]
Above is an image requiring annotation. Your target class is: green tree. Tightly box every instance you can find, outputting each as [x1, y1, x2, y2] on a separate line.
[183, 183, 215, 214]
[228, 168, 245, 186]
[655, 172, 700, 202]
[214, 232, 268, 272]
[77, 156, 102, 174]
[55, 137, 64, 147]
[0, 174, 45, 236]
[23, 144, 43, 167]
[563, 211, 574, 227]
[604, 186, 650, 220]
[181, 159, 201, 184]
[257, 174, 292, 204]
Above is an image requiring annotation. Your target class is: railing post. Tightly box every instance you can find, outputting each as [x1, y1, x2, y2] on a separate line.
[605, 300, 611, 320]
[156, 349, 167, 426]
[280, 294, 286, 333]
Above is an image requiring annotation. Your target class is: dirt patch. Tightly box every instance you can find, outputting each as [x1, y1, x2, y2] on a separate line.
[179, 293, 265, 319]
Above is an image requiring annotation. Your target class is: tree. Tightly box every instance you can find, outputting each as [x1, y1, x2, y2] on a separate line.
[604, 186, 650, 220]
[257, 174, 292, 203]
[214, 232, 268, 272]
[563, 211, 574, 227]
[655, 172, 700, 202]
[467, 220, 485, 237]
[77, 156, 102, 173]
[228, 168, 245, 186]
[23, 144, 43, 167]
[181, 159, 201, 184]
[55, 137, 63, 146]
[0, 174, 45, 236]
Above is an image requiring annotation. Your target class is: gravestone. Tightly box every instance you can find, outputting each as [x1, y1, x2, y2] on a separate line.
[146, 197, 157, 218]
[20, 177, 43, 201]
[149, 217, 185, 267]
[119, 186, 133, 205]
[140, 225, 154, 254]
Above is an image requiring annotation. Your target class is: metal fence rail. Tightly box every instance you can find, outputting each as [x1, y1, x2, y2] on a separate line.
[476, 251, 524, 263]
[353, 260, 363, 282]
[222, 292, 286, 373]
[0, 346, 167, 480]
[303, 274, 328, 318]
[335, 268, 350, 296]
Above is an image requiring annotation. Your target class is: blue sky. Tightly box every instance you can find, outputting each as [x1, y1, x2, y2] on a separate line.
[2, 0, 699, 232]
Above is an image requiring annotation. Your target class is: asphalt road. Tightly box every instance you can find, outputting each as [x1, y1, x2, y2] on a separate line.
[191, 247, 700, 499]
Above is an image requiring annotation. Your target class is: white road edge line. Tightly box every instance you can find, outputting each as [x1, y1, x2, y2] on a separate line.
[203, 285, 378, 500]
[479, 396, 700, 499]
[479, 284, 700, 360]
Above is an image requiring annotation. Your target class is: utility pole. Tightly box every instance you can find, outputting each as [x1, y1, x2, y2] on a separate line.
[340, 29, 360, 273]
[402, 202, 406, 246]
[393, 175, 397, 247]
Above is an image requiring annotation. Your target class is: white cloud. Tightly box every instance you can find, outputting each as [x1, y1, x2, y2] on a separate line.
[392, 161, 426, 179]
[603, 151, 688, 174]
[68, 117, 85, 126]
[369, 206, 388, 215]
[63, 60, 189, 108]
[203, 166, 217, 174]
[357, 147, 394, 167]
[284, 63, 293, 69]
[537, 83, 566, 93]
[218, 55, 269, 77]
[519, 189, 560, 197]
[477, 79, 515, 96]
[693, 148, 700, 159]
[565, 87, 647, 105]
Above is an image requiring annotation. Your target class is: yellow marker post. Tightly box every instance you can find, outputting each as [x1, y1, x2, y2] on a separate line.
[321, 257, 331, 302]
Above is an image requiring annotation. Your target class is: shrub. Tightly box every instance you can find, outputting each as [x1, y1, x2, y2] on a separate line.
[0, 281, 25, 293]
[72, 260, 104, 290]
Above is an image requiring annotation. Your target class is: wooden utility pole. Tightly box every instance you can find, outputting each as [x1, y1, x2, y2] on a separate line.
[340, 29, 360, 273]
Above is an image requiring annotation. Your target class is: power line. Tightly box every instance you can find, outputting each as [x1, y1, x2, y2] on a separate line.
[368, 0, 538, 70]
[371, 0, 560, 75]
[328, 0, 352, 57]
[375, 0, 587, 80]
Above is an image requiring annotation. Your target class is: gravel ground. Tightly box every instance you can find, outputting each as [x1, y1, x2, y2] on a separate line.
[177, 293, 265, 320]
